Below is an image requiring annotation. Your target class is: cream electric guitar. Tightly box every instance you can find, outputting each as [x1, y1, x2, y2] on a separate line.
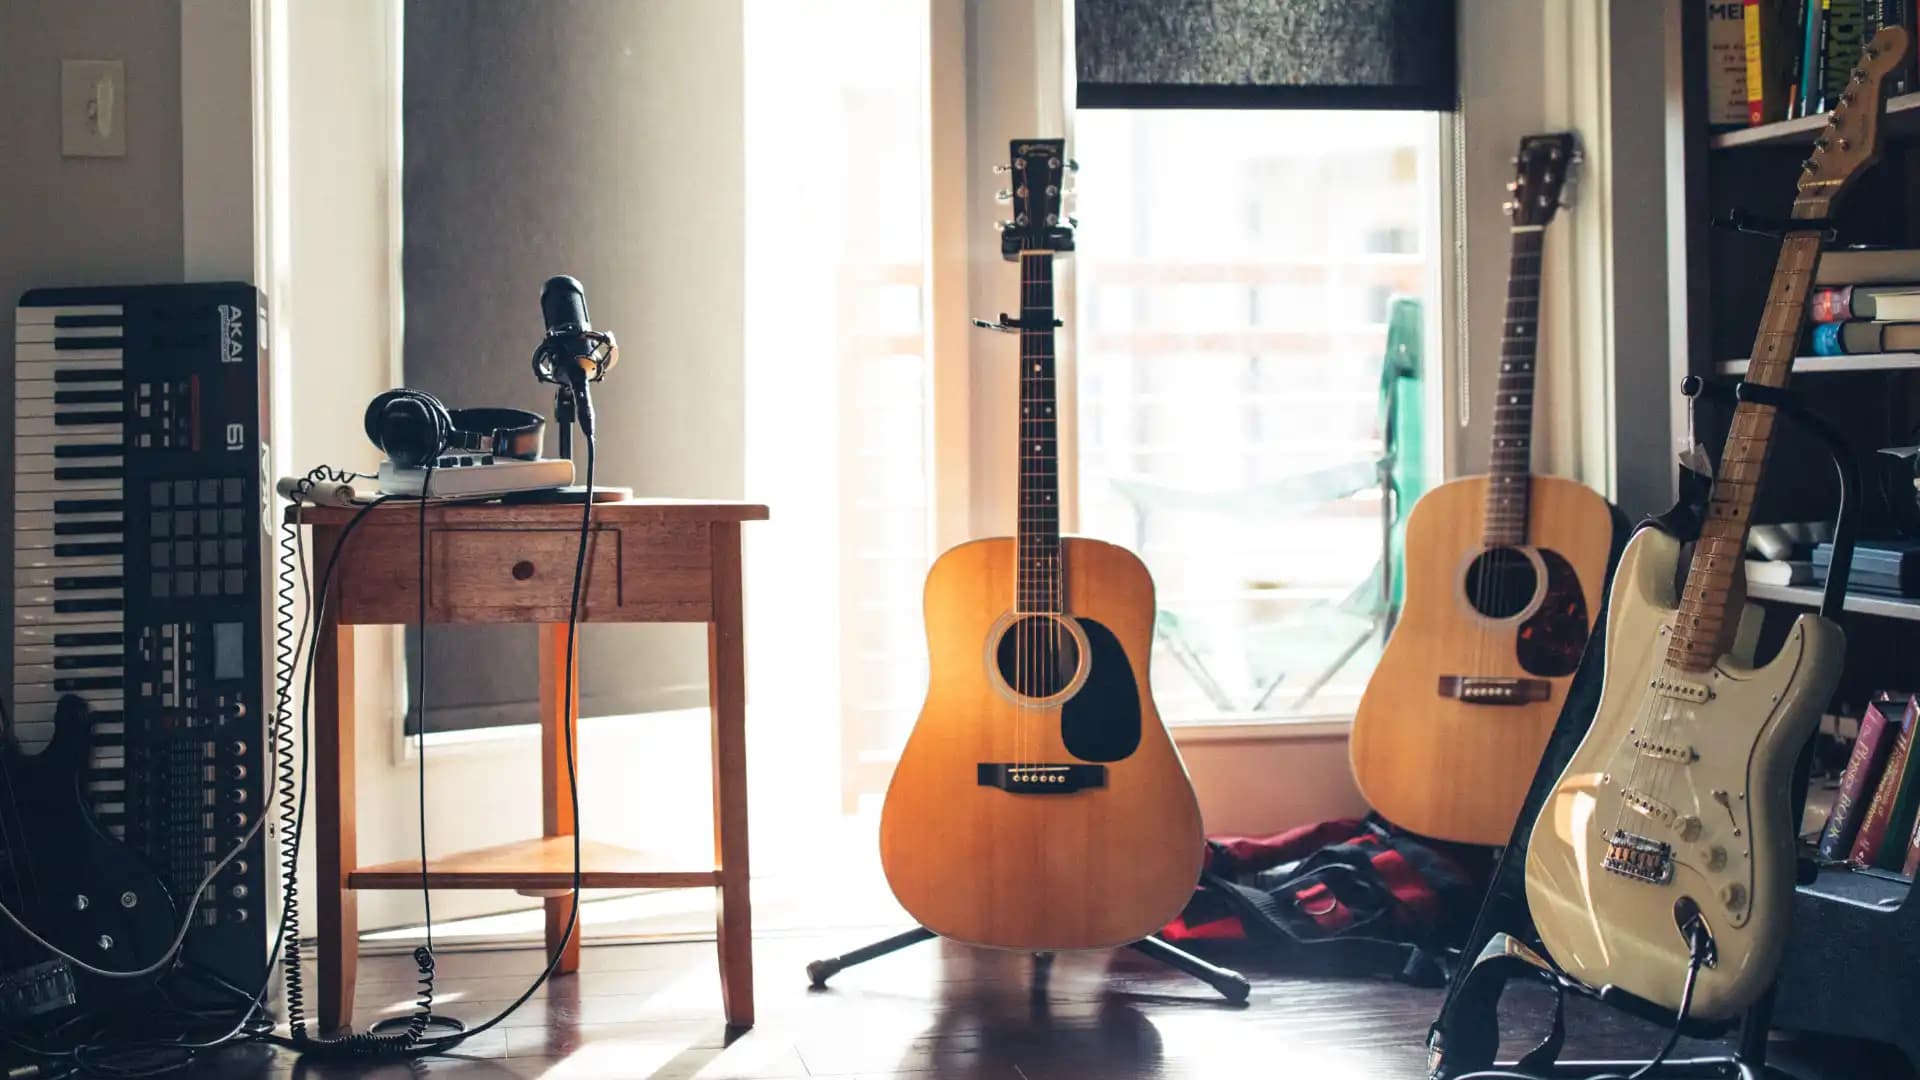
[1524, 27, 1907, 1021]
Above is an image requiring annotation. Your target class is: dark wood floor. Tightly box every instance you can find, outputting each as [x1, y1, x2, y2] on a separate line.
[164, 931, 1915, 1078]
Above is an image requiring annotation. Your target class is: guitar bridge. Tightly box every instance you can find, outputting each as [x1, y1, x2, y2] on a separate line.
[1604, 829, 1674, 884]
[0, 959, 77, 1021]
[1437, 676, 1551, 705]
[977, 763, 1106, 794]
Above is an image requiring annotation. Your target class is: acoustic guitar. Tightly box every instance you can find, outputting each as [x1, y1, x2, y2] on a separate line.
[1349, 133, 1618, 847]
[879, 140, 1203, 952]
[1525, 28, 1905, 1021]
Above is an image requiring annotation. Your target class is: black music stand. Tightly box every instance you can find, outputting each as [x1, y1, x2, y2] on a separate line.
[1425, 375, 1861, 1080]
[806, 927, 1251, 1004]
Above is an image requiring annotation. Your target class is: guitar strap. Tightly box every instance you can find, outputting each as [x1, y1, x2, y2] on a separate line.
[1424, 931, 1566, 1078]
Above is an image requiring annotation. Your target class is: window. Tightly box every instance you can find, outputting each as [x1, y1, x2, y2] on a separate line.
[1072, 109, 1443, 723]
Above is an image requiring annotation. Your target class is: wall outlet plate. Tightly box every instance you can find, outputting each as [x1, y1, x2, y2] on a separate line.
[62, 59, 126, 158]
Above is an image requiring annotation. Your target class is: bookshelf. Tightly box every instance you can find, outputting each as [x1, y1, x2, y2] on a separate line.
[1717, 351, 1920, 375]
[1746, 581, 1920, 621]
[1708, 90, 1920, 149]
[1666, 5, 1920, 1067]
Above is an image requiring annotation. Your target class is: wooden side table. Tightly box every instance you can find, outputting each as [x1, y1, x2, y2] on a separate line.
[290, 499, 768, 1032]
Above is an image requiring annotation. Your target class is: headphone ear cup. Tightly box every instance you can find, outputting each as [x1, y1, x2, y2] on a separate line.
[366, 388, 453, 468]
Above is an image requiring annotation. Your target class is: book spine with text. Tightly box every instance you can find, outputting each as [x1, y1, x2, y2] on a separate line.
[1819, 694, 1902, 861]
[1850, 702, 1917, 867]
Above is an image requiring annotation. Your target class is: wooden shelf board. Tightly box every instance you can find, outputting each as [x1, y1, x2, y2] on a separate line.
[1717, 352, 1920, 376]
[1748, 582, 1920, 622]
[348, 836, 717, 891]
[1712, 92, 1920, 149]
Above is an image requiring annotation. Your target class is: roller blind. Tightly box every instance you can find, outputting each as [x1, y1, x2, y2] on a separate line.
[1075, 0, 1457, 110]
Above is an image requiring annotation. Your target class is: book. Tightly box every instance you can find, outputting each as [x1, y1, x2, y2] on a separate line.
[1815, 248, 1920, 284]
[1747, 0, 1804, 123]
[1877, 710, 1920, 868]
[1807, 284, 1920, 321]
[1812, 539, 1920, 594]
[1819, 0, 1869, 112]
[1851, 696, 1920, 867]
[1809, 320, 1920, 354]
[1803, 0, 1828, 114]
[1712, 0, 1755, 125]
[1821, 693, 1908, 860]
[1746, 557, 1815, 585]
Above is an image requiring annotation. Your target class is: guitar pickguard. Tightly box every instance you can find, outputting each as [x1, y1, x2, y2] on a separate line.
[1516, 548, 1589, 677]
[1060, 617, 1141, 763]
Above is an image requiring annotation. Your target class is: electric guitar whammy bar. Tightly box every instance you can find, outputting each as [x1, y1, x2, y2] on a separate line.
[879, 140, 1204, 951]
[1525, 26, 1908, 1021]
[1350, 133, 1616, 847]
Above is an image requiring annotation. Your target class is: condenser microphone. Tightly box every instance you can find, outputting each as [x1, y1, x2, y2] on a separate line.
[531, 275, 618, 437]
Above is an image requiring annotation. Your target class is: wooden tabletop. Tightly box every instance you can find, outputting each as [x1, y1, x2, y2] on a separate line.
[287, 497, 769, 526]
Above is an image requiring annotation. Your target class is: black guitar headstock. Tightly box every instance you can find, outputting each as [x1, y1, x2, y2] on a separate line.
[1506, 132, 1580, 228]
[999, 138, 1075, 259]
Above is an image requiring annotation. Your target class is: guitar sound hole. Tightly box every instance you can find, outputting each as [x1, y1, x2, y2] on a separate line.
[994, 615, 1081, 699]
[1464, 547, 1540, 619]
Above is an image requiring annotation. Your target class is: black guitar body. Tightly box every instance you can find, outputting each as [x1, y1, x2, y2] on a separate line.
[0, 695, 175, 1027]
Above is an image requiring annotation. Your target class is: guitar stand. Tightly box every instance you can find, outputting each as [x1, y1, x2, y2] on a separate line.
[1425, 374, 1859, 1080]
[805, 926, 1253, 1005]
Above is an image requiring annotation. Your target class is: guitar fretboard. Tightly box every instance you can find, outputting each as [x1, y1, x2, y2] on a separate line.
[1669, 231, 1824, 672]
[1484, 227, 1545, 546]
[1017, 252, 1062, 614]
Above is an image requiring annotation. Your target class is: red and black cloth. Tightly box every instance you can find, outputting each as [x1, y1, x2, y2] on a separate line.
[1162, 816, 1492, 985]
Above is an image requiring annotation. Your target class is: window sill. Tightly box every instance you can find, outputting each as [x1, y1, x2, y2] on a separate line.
[1168, 716, 1353, 743]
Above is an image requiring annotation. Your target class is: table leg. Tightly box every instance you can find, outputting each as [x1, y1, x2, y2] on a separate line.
[709, 523, 753, 1028]
[315, 615, 358, 1034]
[539, 621, 583, 975]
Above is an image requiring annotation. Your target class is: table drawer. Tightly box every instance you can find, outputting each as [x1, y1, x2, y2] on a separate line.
[431, 527, 621, 618]
[328, 520, 713, 623]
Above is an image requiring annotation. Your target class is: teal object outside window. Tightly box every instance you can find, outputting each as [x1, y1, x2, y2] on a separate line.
[1380, 296, 1426, 617]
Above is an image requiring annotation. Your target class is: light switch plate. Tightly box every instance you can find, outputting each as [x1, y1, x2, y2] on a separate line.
[62, 59, 126, 158]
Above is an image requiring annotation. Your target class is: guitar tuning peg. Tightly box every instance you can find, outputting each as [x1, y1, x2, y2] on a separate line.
[993, 164, 1011, 174]
[1067, 215, 1079, 228]
[995, 188, 1013, 203]
[1067, 159, 1080, 172]
[1570, 149, 1585, 166]
[994, 219, 1009, 231]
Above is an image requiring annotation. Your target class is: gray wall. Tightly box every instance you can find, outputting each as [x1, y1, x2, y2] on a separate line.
[1607, 0, 1676, 522]
[0, 0, 185, 693]
[401, 0, 745, 728]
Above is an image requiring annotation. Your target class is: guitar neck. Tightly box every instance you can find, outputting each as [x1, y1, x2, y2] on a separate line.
[1017, 251, 1062, 614]
[1669, 230, 1825, 672]
[1484, 227, 1545, 546]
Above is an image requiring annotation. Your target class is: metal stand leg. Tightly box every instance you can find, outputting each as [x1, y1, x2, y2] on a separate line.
[806, 926, 938, 987]
[808, 928, 1251, 1005]
[1129, 935, 1251, 1004]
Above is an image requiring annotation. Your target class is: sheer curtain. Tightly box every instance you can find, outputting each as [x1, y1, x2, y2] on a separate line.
[742, 0, 933, 896]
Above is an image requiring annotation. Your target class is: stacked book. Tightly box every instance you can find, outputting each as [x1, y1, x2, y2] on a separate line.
[1712, 0, 1919, 128]
[1808, 249, 1920, 356]
[1817, 692, 1920, 876]
[1812, 539, 1920, 595]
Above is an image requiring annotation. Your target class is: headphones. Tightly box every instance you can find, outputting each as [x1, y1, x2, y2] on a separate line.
[363, 389, 547, 468]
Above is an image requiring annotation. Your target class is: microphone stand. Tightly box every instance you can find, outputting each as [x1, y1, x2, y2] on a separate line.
[554, 382, 577, 464]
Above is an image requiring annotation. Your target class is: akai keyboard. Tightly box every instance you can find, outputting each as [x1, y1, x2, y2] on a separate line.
[11, 283, 269, 1002]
